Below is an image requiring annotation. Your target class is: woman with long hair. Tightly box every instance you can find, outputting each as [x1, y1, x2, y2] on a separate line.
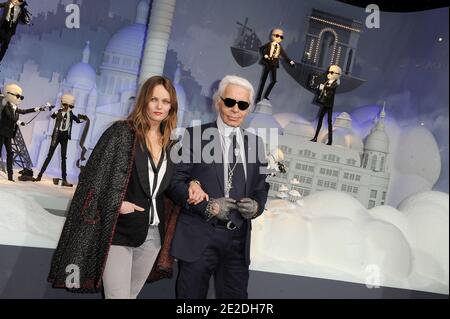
[48, 75, 201, 298]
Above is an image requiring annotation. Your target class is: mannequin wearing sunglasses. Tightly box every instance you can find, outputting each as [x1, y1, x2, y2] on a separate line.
[310, 65, 342, 146]
[255, 28, 295, 103]
[0, 0, 31, 63]
[34, 93, 84, 186]
[0, 83, 43, 181]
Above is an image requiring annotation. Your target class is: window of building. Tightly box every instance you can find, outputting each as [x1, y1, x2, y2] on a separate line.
[368, 200, 376, 209]
[344, 172, 349, 179]
[353, 187, 358, 194]
[347, 186, 353, 193]
[330, 182, 337, 189]
[324, 181, 329, 188]
[295, 163, 302, 170]
[308, 166, 315, 172]
[312, 153, 316, 158]
[370, 190, 377, 199]
[371, 155, 378, 171]
[341, 184, 347, 191]
[382, 192, 386, 200]
[355, 175, 361, 181]
[294, 175, 300, 181]
[333, 170, 339, 177]
[336, 156, 340, 163]
[320, 168, 325, 174]
[273, 183, 280, 191]
[299, 150, 303, 156]
[363, 154, 368, 168]
[318, 180, 323, 187]
[380, 156, 385, 171]
[349, 174, 355, 181]
[306, 177, 312, 184]
[112, 56, 120, 65]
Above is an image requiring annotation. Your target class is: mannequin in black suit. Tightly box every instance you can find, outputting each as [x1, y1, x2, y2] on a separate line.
[255, 28, 295, 103]
[309, 64, 342, 146]
[0, 0, 31, 62]
[34, 94, 83, 186]
[168, 75, 269, 299]
[0, 83, 43, 181]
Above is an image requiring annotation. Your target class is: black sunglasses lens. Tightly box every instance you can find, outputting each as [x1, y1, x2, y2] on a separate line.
[223, 98, 236, 107]
[237, 101, 250, 110]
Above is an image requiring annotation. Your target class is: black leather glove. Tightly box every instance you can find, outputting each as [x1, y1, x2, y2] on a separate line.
[237, 198, 258, 219]
[205, 197, 237, 221]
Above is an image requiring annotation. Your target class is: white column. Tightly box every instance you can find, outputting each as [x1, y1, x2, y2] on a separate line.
[138, 0, 176, 86]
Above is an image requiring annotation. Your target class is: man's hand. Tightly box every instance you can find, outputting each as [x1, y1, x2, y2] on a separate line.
[119, 201, 145, 215]
[206, 197, 237, 221]
[289, 60, 296, 67]
[237, 198, 258, 219]
[188, 180, 209, 205]
[264, 54, 269, 60]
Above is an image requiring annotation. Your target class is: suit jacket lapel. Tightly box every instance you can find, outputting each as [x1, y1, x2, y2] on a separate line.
[156, 148, 172, 198]
[135, 142, 151, 198]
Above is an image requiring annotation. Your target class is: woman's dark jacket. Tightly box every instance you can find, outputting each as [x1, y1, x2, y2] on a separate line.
[48, 121, 177, 293]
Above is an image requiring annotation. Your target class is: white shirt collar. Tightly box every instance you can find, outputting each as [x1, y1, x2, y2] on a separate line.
[216, 114, 240, 138]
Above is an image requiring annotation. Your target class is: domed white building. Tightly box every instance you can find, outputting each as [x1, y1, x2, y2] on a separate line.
[266, 106, 391, 209]
[97, 0, 149, 110]
[362, 107, 389, 172]
[34, 1, 152, 180]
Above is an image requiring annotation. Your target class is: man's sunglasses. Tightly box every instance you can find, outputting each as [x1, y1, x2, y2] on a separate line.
[221, 97, 250, 111]
[272, 34, 284, 40]
[62, 103, 74, 108]
[7, 92, 24, 100]
[327, 71, 340, 75]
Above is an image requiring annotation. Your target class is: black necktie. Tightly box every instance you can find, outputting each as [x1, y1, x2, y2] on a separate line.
[9, 6, 15, 26]
[61, 113, 68, 131]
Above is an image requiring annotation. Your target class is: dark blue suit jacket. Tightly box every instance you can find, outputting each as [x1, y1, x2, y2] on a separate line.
[167, 121, 269, 266]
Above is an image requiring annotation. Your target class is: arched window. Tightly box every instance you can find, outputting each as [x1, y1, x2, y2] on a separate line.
[380, 156, 385, 172]
[371, 155, 378, 171]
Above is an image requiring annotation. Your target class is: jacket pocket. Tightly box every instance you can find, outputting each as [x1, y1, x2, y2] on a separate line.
[80, 188, 100, 225]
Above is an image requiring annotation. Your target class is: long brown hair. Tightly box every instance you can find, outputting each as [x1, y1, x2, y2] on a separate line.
[127, 76, 178, 151]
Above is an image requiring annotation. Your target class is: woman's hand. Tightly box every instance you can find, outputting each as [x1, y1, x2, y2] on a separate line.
[187, 180, 209, 205]
[119, 201, 145, 215]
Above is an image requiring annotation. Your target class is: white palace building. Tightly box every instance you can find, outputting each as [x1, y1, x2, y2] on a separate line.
[246, 100, 390, 209]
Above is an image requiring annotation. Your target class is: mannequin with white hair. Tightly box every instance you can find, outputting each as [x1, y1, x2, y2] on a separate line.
[310, 64, 342, 146]
[0, 83, 44, 181]
[34, 93, 84, 186]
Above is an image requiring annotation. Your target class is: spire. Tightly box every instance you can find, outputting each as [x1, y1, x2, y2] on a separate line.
[136, 0, 150, 25]
[376, 103, 386, 131]
[82, 41, 91, 64]
[174, 63, 181, 84]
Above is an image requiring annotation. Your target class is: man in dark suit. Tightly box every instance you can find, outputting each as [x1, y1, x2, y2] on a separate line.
[168, 75, 270, 299]
[34, 94, 83, 187]
[255, 28, 295, 103]
[0, 83, 43, 181]
[309, 64, 342, 146]
[0, 0, 31, 62]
